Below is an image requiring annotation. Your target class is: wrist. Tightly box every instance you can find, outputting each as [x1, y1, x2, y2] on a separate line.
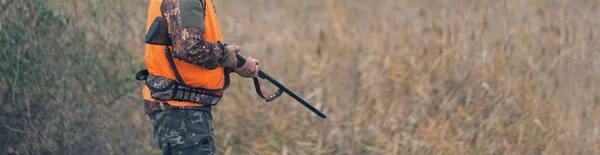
[225, 51, 237, 68]
[220, 43, 237, 68]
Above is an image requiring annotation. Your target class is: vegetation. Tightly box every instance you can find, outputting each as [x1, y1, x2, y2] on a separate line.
[1, 0, 147, 154]
[1, 0, 599, 154]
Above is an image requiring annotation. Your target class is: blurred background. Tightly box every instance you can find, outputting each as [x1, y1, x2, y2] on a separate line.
[1, 0, 599, 154]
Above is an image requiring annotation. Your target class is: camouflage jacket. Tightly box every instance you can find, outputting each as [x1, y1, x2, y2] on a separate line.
[145, 0, 225, 114]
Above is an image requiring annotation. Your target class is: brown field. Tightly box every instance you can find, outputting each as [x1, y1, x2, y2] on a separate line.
[1, 0, 599, 154]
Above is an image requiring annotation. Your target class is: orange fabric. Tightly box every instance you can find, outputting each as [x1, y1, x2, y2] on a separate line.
[143, 0, 224, 107]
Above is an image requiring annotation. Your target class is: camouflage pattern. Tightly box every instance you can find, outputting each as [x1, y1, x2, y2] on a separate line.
[146, 74, 177, 101]
[144, 100, 212, 115]
[149, 109, 216, 154]
[162, 0, 227, 70]
[146, 1, 222, 154]
[144, 74, 223, 109]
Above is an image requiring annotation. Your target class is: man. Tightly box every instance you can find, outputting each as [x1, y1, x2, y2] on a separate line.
[141, 0, 259, 154]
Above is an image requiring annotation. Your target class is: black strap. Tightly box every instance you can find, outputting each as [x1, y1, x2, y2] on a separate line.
[162, 142, 171, 155]
[164, 47, 187, 86]
[164, 46, 231, 92]
[220, 68, 232, 91]
[135, 69, 149, 81]
[147, 49, 282, 102]
[158, 10, 230, 92]
[252, 77, 283, 102]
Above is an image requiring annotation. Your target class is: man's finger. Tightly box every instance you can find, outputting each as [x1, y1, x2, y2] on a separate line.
[245, 60, 256, 77]
[251, 58, 258, 67]
[253, 65, 259, 77]
[243, 60, 253, 74]
[245, 59, 254, 69]
[230, 45, 240, 52]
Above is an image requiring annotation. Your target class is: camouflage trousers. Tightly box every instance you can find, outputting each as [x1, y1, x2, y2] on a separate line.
[149, 109, 216, 155]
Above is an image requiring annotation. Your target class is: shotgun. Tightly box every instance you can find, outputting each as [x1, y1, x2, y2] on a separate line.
[235, 52, 327, 118]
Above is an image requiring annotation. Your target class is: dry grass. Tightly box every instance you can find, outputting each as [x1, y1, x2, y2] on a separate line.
[210, 0, 600, 154]
[2, 0, 600, 154]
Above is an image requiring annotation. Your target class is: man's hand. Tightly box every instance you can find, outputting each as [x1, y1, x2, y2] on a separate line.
[234, 57, 259, 78]
[223, 45, 240, 68]
[223, 44, 259, 78]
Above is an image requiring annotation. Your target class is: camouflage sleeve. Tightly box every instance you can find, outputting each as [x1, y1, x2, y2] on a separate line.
[161, 0, 227, 70]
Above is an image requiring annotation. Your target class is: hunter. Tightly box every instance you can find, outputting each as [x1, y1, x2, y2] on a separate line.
[141, 0, 259, 154]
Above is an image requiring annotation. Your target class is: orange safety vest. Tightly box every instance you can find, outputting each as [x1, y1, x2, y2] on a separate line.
[142, 0, 224, 107]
